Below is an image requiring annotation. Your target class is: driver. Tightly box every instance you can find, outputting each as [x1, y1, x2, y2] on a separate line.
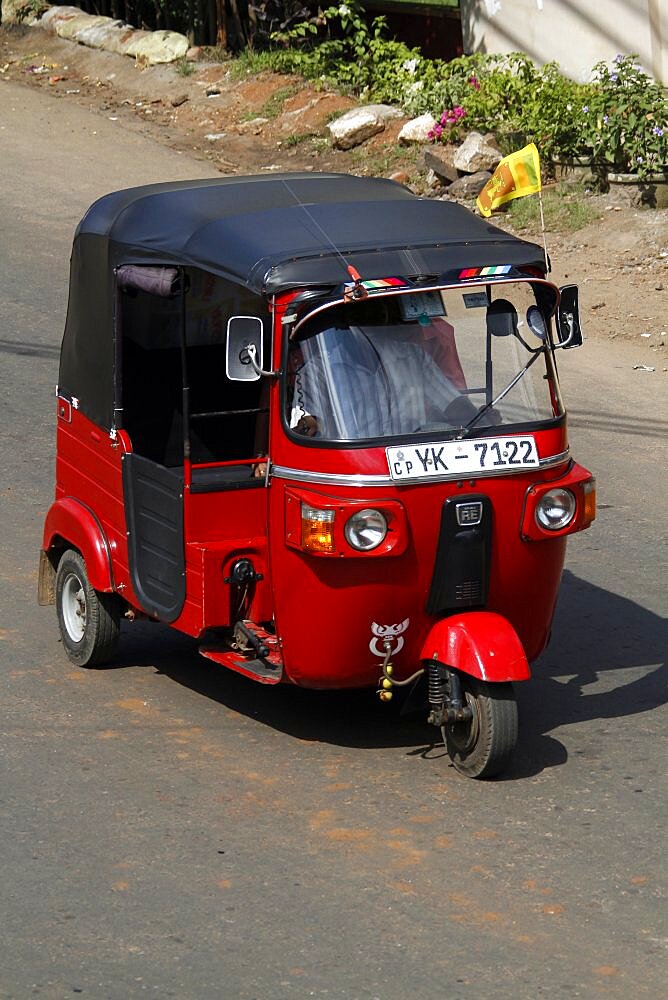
[291, 318, 496, 440]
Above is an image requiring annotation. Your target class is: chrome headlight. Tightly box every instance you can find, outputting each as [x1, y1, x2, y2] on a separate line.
[344, 509, 388, 551]
[535, 488, 576, 530]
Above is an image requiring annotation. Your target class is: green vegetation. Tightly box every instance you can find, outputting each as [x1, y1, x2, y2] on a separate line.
[281, 132, 316, 147]
[347, 144, 417, 178]
[240, 85, 301, 122]
[580, 55, 667, 178]
[505, 182, 601, 233]
[175, 57, 195, 77]
[255, 1, 666, 177]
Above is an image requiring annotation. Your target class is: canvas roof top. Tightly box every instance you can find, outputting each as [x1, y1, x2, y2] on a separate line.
[77, 173, 547, 293]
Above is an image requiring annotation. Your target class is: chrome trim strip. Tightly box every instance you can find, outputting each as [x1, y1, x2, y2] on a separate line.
[539, 448, 570, 470]
[271, 448, 570, 488]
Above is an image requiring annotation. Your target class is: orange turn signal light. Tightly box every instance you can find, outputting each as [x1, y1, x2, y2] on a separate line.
[301, 504, 336, 553]
[582, 479, 597, 526]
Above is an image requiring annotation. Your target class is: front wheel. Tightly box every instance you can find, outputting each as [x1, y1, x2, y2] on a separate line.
[55, 549, 120, 667]
[444, 676, 517, 779]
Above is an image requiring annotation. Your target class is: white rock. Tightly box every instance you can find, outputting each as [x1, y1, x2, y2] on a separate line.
[39, 6, 83, 31]
[329, 105, 399, 150]
[398, 114, 436, 145]
[425, 169, 442, 190]
[37, 6, 188, 65]
[125, 29, 189, 64]
[453, 131, 503, 173]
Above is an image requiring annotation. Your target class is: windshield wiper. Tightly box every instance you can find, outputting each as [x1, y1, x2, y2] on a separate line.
[457, 350, 543, 438]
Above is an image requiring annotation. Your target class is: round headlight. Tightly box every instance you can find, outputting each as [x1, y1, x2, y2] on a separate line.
[344, 509, 388, 551]
[535, 488, 576, 531]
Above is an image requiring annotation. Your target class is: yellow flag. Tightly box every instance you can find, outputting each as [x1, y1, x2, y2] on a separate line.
[476, 143, 542, 218]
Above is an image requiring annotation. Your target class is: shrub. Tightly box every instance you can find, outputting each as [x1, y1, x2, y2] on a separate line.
[580, 55, 667, 178]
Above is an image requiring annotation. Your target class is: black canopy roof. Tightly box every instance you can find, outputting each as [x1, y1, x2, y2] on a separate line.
[61, 173, 547, 429]
[76, 173, 546, 293]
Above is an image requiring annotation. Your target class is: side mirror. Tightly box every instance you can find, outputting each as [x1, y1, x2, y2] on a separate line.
[226, 316, 263, 381]
[556, 285, 583, 349]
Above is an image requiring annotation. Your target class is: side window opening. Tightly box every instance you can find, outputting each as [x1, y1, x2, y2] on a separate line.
[119, 283, 184, 467]
[117, 267, 270, 480]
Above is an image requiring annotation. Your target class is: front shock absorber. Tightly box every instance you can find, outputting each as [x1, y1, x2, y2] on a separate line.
[427, 660, 472, 727]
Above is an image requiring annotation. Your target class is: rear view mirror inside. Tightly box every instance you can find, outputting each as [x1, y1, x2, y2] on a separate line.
[226, 316, 264, 381]
[556, 285, 583, 349]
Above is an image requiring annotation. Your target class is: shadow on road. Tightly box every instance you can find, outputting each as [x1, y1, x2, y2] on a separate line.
[109, 569, 666, 779]
[0, 338, 60, 359]
[566, 408, 668, 441]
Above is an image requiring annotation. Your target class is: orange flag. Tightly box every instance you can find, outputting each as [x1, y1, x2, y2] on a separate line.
[476, 143, 542, 217]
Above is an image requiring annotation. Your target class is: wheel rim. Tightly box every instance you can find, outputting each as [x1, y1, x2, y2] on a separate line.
[61, 572, 87, 643]
[447, 689, 480, 754]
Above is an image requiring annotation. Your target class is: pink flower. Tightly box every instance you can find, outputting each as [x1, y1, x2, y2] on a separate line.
[469, 75, 481, 90]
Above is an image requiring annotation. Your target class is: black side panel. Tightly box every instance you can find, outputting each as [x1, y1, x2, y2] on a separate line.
[59, 233, 115, 429]
[426, 495, 492, 615]
[122, 454, 185, 622]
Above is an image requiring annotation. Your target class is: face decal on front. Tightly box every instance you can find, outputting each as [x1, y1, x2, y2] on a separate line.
[369, 618, 410, 657]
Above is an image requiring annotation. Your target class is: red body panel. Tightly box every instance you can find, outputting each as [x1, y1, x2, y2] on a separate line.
[267, 461, 569, 688]
[42, 496, 114, 592]
[50, 403, 136, 599]
[420, 612, 531, 682]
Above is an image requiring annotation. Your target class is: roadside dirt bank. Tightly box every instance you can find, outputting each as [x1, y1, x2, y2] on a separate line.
[1, 23, 666, 370]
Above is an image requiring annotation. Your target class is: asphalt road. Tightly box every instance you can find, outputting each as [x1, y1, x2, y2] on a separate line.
[1, 81, 666, 1000]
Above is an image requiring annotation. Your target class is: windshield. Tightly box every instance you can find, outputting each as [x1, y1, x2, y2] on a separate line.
[286, 282, 561, 443]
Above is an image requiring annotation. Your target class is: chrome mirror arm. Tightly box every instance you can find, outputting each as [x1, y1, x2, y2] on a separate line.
[246, 344, 279, 378]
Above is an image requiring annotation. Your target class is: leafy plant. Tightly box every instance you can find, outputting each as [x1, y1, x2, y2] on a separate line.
[271, 2, 421, 99]
[580, 55, 667, 178]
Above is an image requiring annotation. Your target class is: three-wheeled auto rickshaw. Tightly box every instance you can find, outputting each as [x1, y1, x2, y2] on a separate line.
[39, 173, 595, 778]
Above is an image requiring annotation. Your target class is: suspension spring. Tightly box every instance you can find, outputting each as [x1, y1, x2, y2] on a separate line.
[428, 660, 447, 706]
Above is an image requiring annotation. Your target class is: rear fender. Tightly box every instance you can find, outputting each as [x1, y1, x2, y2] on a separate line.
[41, 497, 114, 593]
[420, 612, 530, 682]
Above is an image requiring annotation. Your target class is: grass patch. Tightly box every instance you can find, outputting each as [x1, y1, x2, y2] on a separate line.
[175, 57, 195, 77]
[347, 144, 417, 178]
[505, 181, 600, 233]
[281, 132, 315, 147]
[240, 84, 302, 122]
[228, 49, 287, 81]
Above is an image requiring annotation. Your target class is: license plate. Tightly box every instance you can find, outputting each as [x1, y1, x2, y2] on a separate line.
[387, 435, 539, 481]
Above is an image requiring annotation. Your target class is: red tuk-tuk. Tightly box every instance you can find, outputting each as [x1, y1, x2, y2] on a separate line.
[39, 174, 595, 778]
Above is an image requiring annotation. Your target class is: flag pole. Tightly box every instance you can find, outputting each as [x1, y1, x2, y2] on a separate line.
[538, 190, 549, 272]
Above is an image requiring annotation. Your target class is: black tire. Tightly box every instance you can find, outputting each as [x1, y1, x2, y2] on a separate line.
[55, 549, 120, 667]
[444, 675, 518, 779]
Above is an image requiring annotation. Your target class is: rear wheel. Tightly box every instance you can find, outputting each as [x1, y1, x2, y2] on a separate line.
[444, 676, 517, 779]
[55, 549, 120, 667]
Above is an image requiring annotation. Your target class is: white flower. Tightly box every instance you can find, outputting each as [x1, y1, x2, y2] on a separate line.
[402, 58, 419, 75]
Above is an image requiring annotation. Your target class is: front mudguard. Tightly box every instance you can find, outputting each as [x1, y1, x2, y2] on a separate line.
[420, 612, 530, 682]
